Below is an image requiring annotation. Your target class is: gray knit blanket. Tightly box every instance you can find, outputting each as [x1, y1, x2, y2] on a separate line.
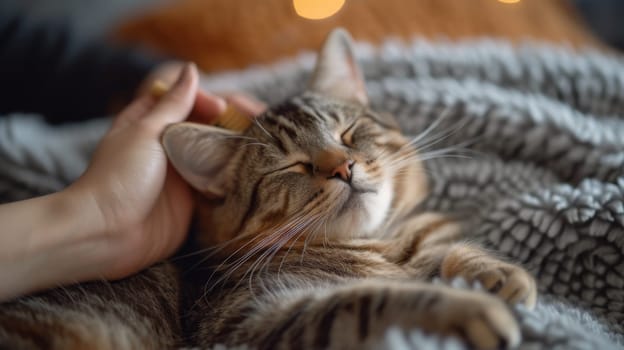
[1, 39, 623, 349]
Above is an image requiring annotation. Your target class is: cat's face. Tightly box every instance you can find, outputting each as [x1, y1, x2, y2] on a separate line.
[227, 93, 408, 239]
[163, 29, 427, 246]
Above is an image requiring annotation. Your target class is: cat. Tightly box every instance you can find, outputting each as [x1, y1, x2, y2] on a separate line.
[161, 29, 537, 349]
[0, 29, 536, 350]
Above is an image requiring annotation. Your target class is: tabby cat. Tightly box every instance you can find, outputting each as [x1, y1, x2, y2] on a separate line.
[0, 29, 536, 350]
[162, 29, 537, 349]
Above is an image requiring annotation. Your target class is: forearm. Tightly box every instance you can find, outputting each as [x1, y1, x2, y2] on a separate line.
[0, 189, 108, 301]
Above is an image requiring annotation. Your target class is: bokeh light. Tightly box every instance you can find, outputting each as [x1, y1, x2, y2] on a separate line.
[293, 0, 346, 20]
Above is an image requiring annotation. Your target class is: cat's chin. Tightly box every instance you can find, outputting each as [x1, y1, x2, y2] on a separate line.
[327, 178, 393, 239]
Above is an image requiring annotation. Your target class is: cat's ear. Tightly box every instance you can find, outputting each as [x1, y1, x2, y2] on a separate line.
[308, 28, 368, 105]
[162, 122, 239, 198]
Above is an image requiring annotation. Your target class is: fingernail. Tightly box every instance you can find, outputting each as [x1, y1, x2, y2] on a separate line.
[208, 93, 227, 112]
[191, 91, 227, 121]
[173, 62, 195, 88]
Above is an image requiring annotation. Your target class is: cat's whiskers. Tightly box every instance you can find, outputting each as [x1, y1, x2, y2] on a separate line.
[220, 134, 272, 149]
[259, 214, 325, 292]
[174, 231, 259, 268]
[205, 224, 296, 284]
[209, 208, 322, 292]
[322, 212, 330, 247]
[249, 216, 314, 278]
[381, 112, 473, 171]
[384, 138, 479, 172]
[403, 124, 459, 154]
[246, 235, 293, 298]
[415, 132, 480, 156]
[276, 219, 316, 280]
[249, 234, 310, 305]
[244, 213, 325, 296]
[299, 213, 329, 264]
[190, 235, 281, 308]
[293, 186, 344, 265]
[418, 153, 474, 162]
[217, 226, 298, 286]
[272, 197, 336, 281]
[393, 140, 479, 166]
[253, 117, 276, 140]
[196, 230, 273, 278]
[193, 230, 285, 309]
[201, 238, 274, 299]
[389, 147, 472, 166]
[403, 108, 453, 150]
[241, 142, 272, 149]
[403, 110, 472, 151]
[272, 216, 328, 296]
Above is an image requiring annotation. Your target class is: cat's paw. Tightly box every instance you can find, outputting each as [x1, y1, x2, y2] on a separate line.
[470, 263, 537, 309]
[433, 289, 521, 350]
[441, 246, 537, 309]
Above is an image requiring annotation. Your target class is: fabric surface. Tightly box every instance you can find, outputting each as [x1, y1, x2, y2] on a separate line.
[2, 39, 624, 348]
[0, 114, 108, 203]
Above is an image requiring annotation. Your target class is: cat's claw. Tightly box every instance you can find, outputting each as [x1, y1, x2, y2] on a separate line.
[437, 290, 521, 350]
[441, 246, 537, 309]
[471, 264, 537, 309]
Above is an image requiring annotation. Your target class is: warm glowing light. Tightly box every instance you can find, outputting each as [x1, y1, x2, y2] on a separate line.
[497, 0, 521, 3]
[293, 0, 346, 20]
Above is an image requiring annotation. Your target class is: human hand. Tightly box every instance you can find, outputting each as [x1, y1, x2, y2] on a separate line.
[65, 63, 208, 279]
[0, 62, 267, 300]
[76, 61, 267, 281]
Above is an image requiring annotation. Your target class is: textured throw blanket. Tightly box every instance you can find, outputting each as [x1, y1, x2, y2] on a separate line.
[1, 39, 623, 349]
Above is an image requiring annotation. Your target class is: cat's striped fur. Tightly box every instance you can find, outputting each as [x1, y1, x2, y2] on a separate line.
[0, 29, 536, 349]
[162, 29, 536, 349]
[0, 264, 181, 349]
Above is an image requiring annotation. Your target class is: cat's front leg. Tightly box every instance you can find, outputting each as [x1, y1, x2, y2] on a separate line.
[440, 244, 537, 309]
[244, 281, 520, 350]
[387, 213, 537, 308]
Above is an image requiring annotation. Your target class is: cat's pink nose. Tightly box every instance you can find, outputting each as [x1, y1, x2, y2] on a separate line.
[332, 160, 354, 182]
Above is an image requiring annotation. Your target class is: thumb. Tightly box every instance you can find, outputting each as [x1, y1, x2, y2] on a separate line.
[150, 62, 199, 125]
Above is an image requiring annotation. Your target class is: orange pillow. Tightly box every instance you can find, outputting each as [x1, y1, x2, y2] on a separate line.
[115, 0, 597, 73]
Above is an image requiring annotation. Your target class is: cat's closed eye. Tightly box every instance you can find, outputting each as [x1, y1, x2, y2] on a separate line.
[340, 120, 359, 147]
[284, 162, 314, 175]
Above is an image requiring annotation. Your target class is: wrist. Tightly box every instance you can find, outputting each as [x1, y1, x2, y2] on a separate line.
[35, 189, 116, 286]
[53, 185, 123, 275]
[61, 183, 110, 242]
[60, 183, 146, 280]
[0, 189, 112, 300]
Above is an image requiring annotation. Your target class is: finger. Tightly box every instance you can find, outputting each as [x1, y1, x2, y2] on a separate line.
[189, 90, 227, 124]
[225, 93, 267, 117]
[136, 61, 184, 97]
[111, 93, 158, 130]
[157, 166, 194, 257]
[149, 62, 199, 125]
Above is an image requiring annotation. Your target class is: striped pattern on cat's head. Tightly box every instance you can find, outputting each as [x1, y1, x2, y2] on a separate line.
[163, 29, 427, 247]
